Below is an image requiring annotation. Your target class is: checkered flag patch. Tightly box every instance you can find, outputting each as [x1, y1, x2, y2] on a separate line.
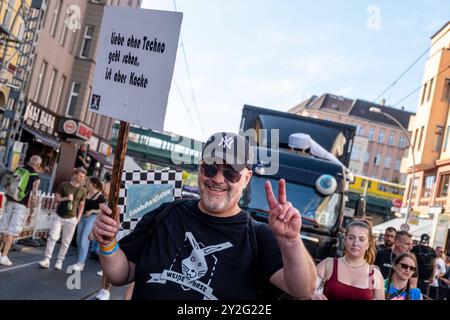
[117, 169, 183, 240]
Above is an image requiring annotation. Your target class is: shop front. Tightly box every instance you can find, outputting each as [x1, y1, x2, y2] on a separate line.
[20, 101, 61, 193]
[54, 118, 95, 188]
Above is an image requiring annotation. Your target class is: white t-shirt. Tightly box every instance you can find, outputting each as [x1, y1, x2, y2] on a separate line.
[431, 257, 446, 287]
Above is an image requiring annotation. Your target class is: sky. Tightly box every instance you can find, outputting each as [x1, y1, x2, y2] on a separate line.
[141, 0, 450, 142]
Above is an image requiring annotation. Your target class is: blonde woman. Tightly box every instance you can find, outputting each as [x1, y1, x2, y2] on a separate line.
[312, 220, 385, 300]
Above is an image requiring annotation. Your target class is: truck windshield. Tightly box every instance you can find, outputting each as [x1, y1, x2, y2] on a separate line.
[243, 176, 341, 229]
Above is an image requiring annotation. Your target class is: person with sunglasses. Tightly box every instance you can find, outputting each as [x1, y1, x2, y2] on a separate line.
[385, 253, 422, 300]
[91, 132, 317, 300]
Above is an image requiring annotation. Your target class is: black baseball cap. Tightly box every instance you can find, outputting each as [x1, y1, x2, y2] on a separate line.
[202, 132, 253, 171]
[420, 233, 430, 243]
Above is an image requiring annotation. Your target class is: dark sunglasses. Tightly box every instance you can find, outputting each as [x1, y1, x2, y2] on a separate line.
[399, 263, 416, 272]
[200, 163, 242, 183]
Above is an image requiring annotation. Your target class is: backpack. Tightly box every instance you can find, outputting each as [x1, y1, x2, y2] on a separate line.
[147, 199, 283, 300]
[413, 245, 436, 279]
[5, 167, 38, 202]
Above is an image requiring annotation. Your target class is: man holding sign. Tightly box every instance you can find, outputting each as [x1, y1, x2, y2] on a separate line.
[92, 132, 316, 300]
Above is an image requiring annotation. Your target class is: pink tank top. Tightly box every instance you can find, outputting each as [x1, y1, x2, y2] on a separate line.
[323, 258, 374, 300]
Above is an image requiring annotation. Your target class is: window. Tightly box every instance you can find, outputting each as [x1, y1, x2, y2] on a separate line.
[388, 132, 394, 145]
[417, 126, 424, 151]
[50, 0, 62, 37]
[368, 128, 374, 141]
[80, 26, 94, 58]
[2, 0, 15, 30]
[351, 146, 361, 161]
[443, 79, 450, 103]
[59, 19, 68, 46]
[438, 174, 450, 197]
[34, 61, 47, 102]
[421, 82, 428, 105]
[364, 153, 370, 164]
[82, 86, 92, 123]
[44, 69, 57, 108]
[356, 125, 364, 136]
[66, 82, 81, 117]
[69, 29, 79, 55]
[399, 135, 406, 148]
[409, 177, 419, 198]
[413, 129, 418, 148]
[378, 130, 385, 143]
[422, 175, 436, 198]
[384, 156, 392, 169]
[445, 126, 450, 152]
[374, 153, 381, 166]
[435, 125, 445, 152]
[427, 78, 434, 102]
[395, 158, 401, 171]
[54, 75, 66, 113]
[39, 2, 49, 29]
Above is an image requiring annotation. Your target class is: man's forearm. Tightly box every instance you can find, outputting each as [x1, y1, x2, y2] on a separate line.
[278, 236, 317, 298]
[99, 248, 134, 286]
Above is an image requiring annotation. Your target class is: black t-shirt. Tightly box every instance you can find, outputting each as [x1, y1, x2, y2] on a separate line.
[374, 248, 394, 279]
[74, 149, 86, 168]
[411, 245, 436, 279]
[119, 200, 283, 300]
[83, 192, 106, 214]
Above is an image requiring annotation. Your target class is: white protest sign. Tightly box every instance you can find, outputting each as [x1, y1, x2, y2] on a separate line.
[90, 7, 182, 130]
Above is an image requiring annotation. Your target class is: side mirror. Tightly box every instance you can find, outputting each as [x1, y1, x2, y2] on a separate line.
[355, 196, 366, 218]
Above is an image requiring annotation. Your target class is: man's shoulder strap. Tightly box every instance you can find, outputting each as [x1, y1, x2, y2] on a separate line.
[148, 198, 191, 236]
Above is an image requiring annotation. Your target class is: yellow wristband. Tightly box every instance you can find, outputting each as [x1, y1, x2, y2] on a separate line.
[100, 239, 117, 252]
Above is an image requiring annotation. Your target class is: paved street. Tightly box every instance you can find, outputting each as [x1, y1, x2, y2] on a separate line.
[0, 242, 127, 300]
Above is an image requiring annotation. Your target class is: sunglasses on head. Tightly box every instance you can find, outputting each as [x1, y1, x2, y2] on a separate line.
[200, 163, 242, 183]
[398, 263, 416, 272]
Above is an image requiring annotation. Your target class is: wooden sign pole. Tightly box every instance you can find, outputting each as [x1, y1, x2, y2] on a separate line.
[108, 120, 130, 221]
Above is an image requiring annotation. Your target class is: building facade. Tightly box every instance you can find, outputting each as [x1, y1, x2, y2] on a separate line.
[0, 0, 42, 167]
[17, 0, 141, 191]
[290, 94, 415, 184]
[403, 21, 450, 250]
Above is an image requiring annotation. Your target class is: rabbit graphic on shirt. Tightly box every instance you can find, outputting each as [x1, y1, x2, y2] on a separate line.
[181, 232, 232, 282]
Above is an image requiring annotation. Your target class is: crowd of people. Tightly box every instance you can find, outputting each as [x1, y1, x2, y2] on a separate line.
[1, 135, 450, 300]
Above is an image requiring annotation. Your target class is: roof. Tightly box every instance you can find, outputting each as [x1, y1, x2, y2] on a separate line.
[431, 20, 450, 39]
[294, 93, 415, 129]
[349, 99, 414, 129]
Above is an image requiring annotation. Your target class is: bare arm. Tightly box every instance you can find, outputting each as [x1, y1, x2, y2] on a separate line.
[373, 269, 386, 300]
[93, 207, 135, 286]
[55, 192, 71, 203]
[28, 179, 40, 209]
[77, 200, 85, 220]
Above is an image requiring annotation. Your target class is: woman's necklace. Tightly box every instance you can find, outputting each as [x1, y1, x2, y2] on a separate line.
[391, 286, 407, 299]
[342, 256, 367, 268]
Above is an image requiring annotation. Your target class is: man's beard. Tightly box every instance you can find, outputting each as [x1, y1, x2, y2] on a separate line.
[199, 180, 237, 213]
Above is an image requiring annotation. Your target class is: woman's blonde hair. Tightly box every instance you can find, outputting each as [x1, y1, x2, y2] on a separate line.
[343, 219, 377, 265]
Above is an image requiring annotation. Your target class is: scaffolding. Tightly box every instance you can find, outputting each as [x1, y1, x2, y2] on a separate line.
[0, 0, 45, 167]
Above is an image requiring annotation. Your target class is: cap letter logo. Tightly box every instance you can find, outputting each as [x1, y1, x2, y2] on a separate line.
[219, 136, 234, 150]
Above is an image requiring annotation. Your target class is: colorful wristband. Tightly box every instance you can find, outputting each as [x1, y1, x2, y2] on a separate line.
[100, 239, 118, 255]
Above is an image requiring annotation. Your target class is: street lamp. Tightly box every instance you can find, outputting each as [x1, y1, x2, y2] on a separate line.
[369, 107, 416, 226]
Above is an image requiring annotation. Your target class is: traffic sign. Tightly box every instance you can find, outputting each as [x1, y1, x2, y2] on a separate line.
[400, 223, 410, 232]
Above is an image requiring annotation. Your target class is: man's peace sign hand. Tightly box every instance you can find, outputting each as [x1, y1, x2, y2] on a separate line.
[265, 179, 302, 240]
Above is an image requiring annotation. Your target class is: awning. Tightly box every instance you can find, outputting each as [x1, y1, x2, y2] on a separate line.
[88, 150, 113, 169]
[23, 126, 60, 149]
[373, 218, 434, 240]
